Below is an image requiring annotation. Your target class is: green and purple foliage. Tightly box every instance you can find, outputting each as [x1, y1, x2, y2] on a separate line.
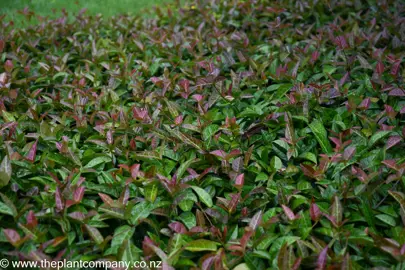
[0, 0, 405, 269]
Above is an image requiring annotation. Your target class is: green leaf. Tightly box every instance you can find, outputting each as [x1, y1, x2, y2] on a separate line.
[375, 214, 396, 226]
[144, 183, 159, 203]
[359, 197, 376, 232]
[299, 152, 317, 164]
[47, 153, 69, 165]
[323, 65, 337, 75]
[233, 263, 251, 270]
[164, 98, 180, 118]
[190, 186, 213, 208]
[203, 124, 219, 141]
[176, 158, 197, 180]
[99, 206, 125, 219]
[118, 239, 141, 263]
[270, 156, 282, 171]
[309, 119, 333, 154]
[109, 225, 135, 255]
[84, 225, 104, 245]
[178, 212, 196, 229]
[0, 193, 17, 217]
[0, 155, 12, 188]
[368, 131, 391, 147]
[83, 156, 112, 168]
[331, 196, 342, 225]
[185, 239, 220, 252]
[130, 201, 155, 225]
[0, 202, 14, 216]
[164, 125, 203, 151]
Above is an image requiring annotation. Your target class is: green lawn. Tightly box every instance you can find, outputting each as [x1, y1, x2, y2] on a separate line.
[0, 0, 174, 26]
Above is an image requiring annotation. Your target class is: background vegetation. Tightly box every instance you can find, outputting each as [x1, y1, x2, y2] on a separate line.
[0, 0, 173, 26]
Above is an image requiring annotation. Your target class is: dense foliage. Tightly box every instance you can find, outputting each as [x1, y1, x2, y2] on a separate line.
[0, 0, 405, 269]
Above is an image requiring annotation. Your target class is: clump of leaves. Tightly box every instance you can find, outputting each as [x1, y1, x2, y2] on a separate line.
[0, 0, 405, 269]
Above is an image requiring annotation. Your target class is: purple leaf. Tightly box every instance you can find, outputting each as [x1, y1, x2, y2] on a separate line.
[26, 210, 37, 229]
[55, 187, 64, 212]
[310, 201, 321, 222]
[316, 247, 328, 270]
[73, 186, 85, 203]
[68, 212, 86, 221]
[168, 222, 187, 234]
[386, 136, 402, 150]
[210, 150, 226, 159]
[376, 61, 384, 75]
[358, 98, 371, 110]
[388, 88, 405, 96]
[343, 146, 356, 160]
[131, 164, 140, 179]
[282, 205, 296, 221]
[26, 140, 38, 162]
[234, 173, 244, 189]
[3, 229, 21, 246]
[249, 210, 262, 230]
[98, 193, 114, 206]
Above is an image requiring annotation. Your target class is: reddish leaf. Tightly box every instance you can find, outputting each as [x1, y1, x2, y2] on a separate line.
[130, 164, 140, 179]
[234, 173, 244, 189]
[388, 88, 405, 96]
[4, 229, 21, 246]
[316, 247, 328, 270]
[292, 257, 302, 270]
[106, 130, 113, 145]
[311, 51, 320, 63]
[174, 115, 183, 125]
[368, 232, 401, 257]
[201, 255, 215, 270]
[382, 159, 398, 170]
[358, 98, 371, 110]
[376, 61, 384, 75]
[26, 140, 38, 162]
[386, 136, 402, 150]
[178, 79, 190, 92]
[227, 149, 241, 160]
[310, 200, 321, 222]
[391, 60, 401, 76]
[65, 200, 76, 208]
[335, 36, 348, 49]
[52, 236, 67, 247]
[119, 186, 130, 205]
[26, 210, 37, 229]
[73, 186, 85, 203]
[249, 210, 262, 230]
[240, 227, 253, 250]
[232, 157, 243, 172]
[343, 146, 356, 160]
[210, 150, 226, 159]
[300, 164, 316, 179]
[98, 193, 114, 206]
[68, 212, 85, 221]
[55, 187, 64, 212]
[4, 60, 13, 73]
[277, 243, 290, 270]
[282, 205, 296, 221]
[227, 193, 241, 213]
[168, 222, 187, 234]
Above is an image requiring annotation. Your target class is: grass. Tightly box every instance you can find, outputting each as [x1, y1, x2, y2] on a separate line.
[0, 0, 174, 26]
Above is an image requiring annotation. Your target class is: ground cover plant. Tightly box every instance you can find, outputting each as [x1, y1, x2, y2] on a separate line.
[0, 0, 405, 269]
